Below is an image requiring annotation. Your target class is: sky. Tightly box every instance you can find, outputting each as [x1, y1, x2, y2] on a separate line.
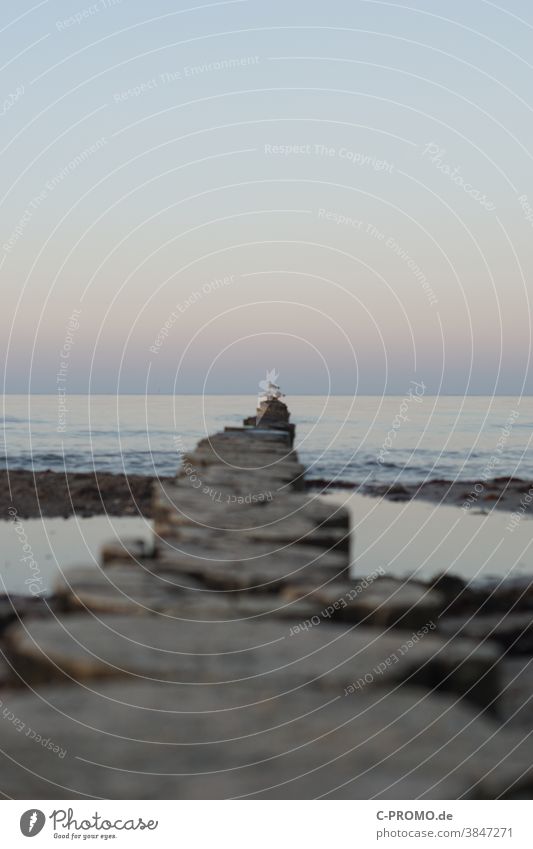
[1, 0, 533, 395]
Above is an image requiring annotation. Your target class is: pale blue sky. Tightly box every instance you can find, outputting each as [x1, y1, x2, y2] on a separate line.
[1, 0, 533, 395]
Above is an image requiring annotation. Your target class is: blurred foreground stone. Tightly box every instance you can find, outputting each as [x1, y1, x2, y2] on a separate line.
[0, 682, 529, 799]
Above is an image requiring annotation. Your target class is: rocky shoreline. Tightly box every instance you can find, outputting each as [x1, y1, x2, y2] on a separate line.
[0, 469, 161, 519]
[309, 474, 533, 518]
[2, 469, 532, 521]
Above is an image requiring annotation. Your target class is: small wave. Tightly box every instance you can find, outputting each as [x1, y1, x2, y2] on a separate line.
[361, 459, 400, 469]
[1, 449, 179, 477]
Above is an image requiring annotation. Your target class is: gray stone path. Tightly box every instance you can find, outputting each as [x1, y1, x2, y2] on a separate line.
[0, 411, 532, 798]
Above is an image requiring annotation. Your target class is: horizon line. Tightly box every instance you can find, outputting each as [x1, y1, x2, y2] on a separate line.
[2, 393, 530, 398]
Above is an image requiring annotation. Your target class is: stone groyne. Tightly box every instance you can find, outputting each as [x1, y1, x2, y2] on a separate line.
[0, 404, 532, 798]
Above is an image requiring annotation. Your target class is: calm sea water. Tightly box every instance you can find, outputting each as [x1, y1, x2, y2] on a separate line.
[1, 395, 531, 484]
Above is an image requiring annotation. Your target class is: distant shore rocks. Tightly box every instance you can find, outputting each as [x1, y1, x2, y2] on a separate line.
[0, 469, 161, 519]
[307, 475, 533, 517]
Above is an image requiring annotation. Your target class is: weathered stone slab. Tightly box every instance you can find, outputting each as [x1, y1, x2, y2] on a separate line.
[178, 455, 304, 486]
[55, 565, 322, 624]
[55, 566, 213, 615]
[156, 534, 348, 563]
[159, 551, 347, 591]
[224, 425, 292, 441]
[180, 465, 305, 495]
[153, 440, 350, 552]
[281, 578, 444, 630]
[184, 446, 304, 477]
[0, 649, 13, 688]
[154, 484, 349, 532]
[0, 600, 22, 634]
[4, 614, 500, 708]
[176, 468, 294, 500]
[439, 613, 533, 654]
[195, 561, 344, 592]
[0, 680, 530, 799]
[194, 431, 297, 459]
[104, 535, 349, 589]
[154, 538, 350, 590]
[189, 449, 296, 467]
[0, 597, 51, 633]
[154, 517, 349, 553]
[101, 536, 156, 565]
[476, 577, 533, 612]
[496, 657, 533, 731]
[199, 429, 292, 445]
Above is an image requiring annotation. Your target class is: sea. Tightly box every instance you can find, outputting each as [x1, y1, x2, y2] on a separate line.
[1, 394, 530, 484]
